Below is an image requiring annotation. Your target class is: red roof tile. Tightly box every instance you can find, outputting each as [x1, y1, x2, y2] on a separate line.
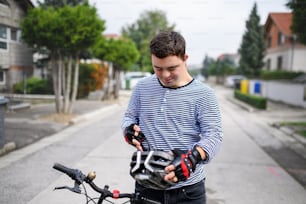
[268, 13, 292, 36]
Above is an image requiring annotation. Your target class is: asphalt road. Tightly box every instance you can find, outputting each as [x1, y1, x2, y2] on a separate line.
[0, 86, 305, 204]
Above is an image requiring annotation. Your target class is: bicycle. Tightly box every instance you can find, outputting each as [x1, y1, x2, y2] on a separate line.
[52, 163, 161, 204]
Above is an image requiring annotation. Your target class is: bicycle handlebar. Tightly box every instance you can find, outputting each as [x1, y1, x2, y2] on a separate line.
[52, 163, 161, 204]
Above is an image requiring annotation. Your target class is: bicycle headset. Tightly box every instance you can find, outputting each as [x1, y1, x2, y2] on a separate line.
[130, 151, 175, 190]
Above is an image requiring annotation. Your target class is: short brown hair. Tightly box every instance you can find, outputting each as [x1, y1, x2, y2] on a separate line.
[149, 31, 186, 60]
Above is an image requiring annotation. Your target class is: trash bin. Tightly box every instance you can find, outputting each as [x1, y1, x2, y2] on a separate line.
[125, 79, 131, 90]
[254, 81, 261, 94]
[234, 80, 241, 90]
[240, 79, 249, 94]
[0, 97, 9, 148]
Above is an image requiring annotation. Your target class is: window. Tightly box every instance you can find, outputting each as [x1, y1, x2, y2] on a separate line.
[267, 36, 271, 48]
[11, 28, 17, 41]
[0, 42, 6, 49]
[266, 59, 271, 70]
[0, 25, 7, 39]
[0, 70, 5, 85]
[0, 25, 7, 50]
[277, 56, 283, 70]
[278, 32, 285, 45]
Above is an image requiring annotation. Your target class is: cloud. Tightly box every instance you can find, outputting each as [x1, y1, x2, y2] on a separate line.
[33, 0, 290, 65]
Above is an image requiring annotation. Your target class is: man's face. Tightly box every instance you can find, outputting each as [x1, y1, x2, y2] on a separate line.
[152, 54, 188, 88]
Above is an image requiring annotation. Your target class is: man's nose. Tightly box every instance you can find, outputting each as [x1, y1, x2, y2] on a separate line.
[162, 70, 170, 78]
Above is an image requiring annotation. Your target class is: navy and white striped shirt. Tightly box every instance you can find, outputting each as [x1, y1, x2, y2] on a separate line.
[122, 74, 223, 189]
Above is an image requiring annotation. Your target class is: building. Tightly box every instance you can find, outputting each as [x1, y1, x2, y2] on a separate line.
[0, 0, 34, 92]
[217, 53, 240, 67]
[263, 12, 306, 72]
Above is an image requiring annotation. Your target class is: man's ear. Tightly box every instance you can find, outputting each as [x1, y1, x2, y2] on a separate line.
[183, 54, 189, 61]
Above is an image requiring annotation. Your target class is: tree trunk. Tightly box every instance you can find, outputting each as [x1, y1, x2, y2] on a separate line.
[61, 57, 66, 112]
[57, 53, 63, 113]
[51, 51, 63, 114]
[63, 54, 72, 113]
[114, 69, 121, 99]
[103, 62, 112, 100]
[51, 53, 60, 113]
[68, 55, 80, 114]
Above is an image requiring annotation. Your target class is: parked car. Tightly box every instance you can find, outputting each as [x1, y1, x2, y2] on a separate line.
[224, 75, 246, 88]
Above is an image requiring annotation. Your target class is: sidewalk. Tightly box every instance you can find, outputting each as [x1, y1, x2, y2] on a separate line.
[25, 85, 306, 204]
[1, 86, 305, 204]
[1, 95, 123, 156]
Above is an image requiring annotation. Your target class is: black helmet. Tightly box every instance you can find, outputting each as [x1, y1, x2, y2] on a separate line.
[130, 151, 175, 190]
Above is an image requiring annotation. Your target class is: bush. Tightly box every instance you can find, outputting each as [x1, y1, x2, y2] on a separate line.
[260, 70, 304, 80]
[234, 90, 267, 109]
[13, 77, 53, 94]
[78, 63, 98, 98]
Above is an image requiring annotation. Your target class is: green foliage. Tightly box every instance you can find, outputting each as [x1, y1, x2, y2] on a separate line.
[121, 10, 175, 72]
[93, 37, 139, 70]
[207, 59, 236, 76]
[21, 3, 106, 113]
[286, 0, 306, 45]
[201, 55, 215, 78]
[21, 7, 59, 50]
[238, 3, 265, 77]
[260, 70, 304, 80]
[13, 77, 53, 94]
[78, 63, 96, 98]
[278, 121, 306, 138]
[234, 90, 267, 109]
[21, 4, 105, 54]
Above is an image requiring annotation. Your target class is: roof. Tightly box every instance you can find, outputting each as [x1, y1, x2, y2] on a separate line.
[265, 13, 292, 36]
[103, 33, 121, 40]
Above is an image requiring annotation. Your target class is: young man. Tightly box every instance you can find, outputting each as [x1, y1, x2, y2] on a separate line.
[122, 31, 223, 204]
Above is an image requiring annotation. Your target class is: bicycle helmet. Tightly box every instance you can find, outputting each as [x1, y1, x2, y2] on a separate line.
[130, 151, 175, 190]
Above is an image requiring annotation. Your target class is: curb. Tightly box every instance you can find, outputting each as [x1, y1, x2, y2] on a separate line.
[69, 104, 118, 125]
[0, 104, 118, 162]
[0, 104, 120, 168]
[0, 142, 16, 157]
[227, 96, 256, 112]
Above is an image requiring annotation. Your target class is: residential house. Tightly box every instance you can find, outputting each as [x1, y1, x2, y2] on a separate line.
[264, 12, 306, 72]
[0, 0, 34, 93]
[217, 53, 240, 67]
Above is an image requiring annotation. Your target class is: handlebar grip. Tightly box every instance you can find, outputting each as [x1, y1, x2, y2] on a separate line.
[53, 163, 81, 181]
[53, 163, 73, 175]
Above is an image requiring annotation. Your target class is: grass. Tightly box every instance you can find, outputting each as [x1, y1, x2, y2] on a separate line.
[278, 121, 306, 138]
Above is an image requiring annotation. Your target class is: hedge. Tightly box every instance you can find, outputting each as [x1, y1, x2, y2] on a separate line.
[234, 90, 267, 109]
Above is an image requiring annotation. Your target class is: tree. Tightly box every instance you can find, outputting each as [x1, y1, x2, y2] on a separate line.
[93, 37, 139, 99]
[238, 3, 265, 77]
[121, 10, 175, 72]
[21, 3, 105, 114]
[206, 58, 235, 84]
[201, 55, 214, 79]
[286, 0, 306, 45]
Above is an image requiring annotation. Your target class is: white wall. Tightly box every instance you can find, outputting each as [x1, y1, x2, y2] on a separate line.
[248, 79, 306, 108]
[292, 48, 306, 71]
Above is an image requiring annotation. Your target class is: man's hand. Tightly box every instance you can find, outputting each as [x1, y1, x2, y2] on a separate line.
[124, 124, 145, 151]
[164, 147, 203, 182]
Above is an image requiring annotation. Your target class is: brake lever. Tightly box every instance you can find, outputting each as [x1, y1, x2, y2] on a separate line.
[54, 181, 82, 194]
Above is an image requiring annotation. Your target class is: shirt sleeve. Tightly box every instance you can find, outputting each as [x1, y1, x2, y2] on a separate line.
[194, 87, 223, 164]
[121, 86, 140, 133]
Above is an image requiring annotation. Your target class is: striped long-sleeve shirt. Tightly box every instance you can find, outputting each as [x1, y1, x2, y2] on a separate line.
[122, 74, 223, 189]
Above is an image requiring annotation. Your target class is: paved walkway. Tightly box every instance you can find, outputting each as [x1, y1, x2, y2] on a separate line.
[1, 86, 305, 204]
[2, 96, 120, 153]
